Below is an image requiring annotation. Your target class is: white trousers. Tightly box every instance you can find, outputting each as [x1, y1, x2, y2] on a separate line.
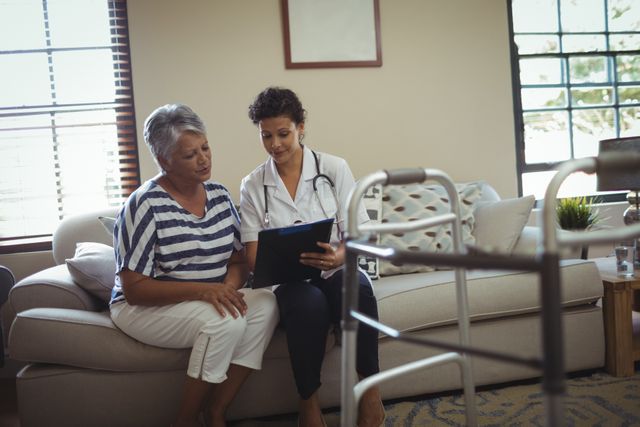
[110, 288, 278, 384]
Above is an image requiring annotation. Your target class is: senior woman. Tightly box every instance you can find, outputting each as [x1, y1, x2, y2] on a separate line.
[109, 104, 279, 427]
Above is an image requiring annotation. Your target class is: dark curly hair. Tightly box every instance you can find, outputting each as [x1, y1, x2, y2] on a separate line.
[248, 87, 306, 125]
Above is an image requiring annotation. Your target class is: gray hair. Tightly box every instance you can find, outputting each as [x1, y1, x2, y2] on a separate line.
[143, 104, 207, 170]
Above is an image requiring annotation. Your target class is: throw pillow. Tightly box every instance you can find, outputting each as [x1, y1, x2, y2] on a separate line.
[378, 182, 483, 276]
[357, 184, 382, 280]
[473, 195, 535, 253]
[66, 242, 116, 303]
[98, 216, 116, 236]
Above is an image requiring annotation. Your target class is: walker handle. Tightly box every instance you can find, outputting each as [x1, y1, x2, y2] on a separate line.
[384, 168, 427, 185]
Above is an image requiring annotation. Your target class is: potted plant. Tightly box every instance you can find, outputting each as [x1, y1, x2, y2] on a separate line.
[556, 196, 601, 259]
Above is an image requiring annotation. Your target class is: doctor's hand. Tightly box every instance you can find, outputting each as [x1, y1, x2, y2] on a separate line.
[199, 283, 247, 318]
[300, 241, 345, 271]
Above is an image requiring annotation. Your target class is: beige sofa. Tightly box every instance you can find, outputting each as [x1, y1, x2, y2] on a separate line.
[5, 182, 605, 427]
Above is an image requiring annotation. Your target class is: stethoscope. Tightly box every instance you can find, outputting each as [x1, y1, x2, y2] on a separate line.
[263, 149, 343, 238]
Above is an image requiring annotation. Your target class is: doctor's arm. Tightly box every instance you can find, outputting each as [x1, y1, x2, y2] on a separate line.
[300, 158, 368, 270]
[245, 241, 258, 273]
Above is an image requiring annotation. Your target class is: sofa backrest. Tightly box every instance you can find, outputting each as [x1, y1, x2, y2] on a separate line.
[51, 181, 503, 266]
[52, 207, 119, 265]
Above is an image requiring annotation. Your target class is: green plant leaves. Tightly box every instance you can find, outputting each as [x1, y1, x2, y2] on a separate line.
[556, 196, 601, 230]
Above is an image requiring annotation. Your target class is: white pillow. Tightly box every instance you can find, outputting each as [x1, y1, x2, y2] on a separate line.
[473, 195, 535, 254]
[98, 216, 116, 236]
[66, 242, 116, 303]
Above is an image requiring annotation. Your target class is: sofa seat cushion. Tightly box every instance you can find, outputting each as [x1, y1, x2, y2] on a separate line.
[9, 308, 191, 371]
[9, 308, 334, 371]
[373, 259, 602, 334]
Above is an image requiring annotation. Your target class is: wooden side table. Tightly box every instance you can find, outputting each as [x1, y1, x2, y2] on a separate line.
[594, 257, 640, 377]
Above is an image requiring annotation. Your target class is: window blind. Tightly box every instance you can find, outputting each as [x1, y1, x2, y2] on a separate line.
[0, 0, 140, 248]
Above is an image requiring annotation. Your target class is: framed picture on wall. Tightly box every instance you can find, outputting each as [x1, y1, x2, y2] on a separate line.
[281, 0, 382, 69]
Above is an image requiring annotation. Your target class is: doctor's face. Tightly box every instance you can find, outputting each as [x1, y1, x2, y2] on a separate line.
[258, 116, 304, 165]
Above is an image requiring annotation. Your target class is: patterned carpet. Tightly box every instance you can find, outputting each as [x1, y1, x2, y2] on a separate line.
[232, 368, 640, 426]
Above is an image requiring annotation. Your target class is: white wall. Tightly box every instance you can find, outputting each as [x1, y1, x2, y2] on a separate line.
[2, 0, 518, 278]
[128, 0, 518, 201]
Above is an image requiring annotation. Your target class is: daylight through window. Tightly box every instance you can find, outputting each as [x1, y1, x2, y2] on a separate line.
[0, 0, 139, 251]
[509, 0, 640, 199]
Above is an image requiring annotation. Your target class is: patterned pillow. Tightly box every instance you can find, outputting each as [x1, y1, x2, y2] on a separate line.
[378, 182, 483, 276]
[357, 184, 382, 280]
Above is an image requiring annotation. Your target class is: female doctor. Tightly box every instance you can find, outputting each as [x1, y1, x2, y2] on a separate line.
[239, 87, 385, 427]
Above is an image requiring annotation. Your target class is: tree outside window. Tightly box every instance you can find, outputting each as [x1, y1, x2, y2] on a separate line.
[510, 0, 640, 199]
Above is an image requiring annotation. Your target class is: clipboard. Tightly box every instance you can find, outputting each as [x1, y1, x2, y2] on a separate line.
[251, 218, 334, 288]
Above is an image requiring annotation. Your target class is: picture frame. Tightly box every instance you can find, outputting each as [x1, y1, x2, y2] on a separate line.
[281, 0, 382, 69]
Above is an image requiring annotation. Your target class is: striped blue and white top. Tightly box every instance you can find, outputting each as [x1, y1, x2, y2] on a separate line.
[109, 179, 243, 305]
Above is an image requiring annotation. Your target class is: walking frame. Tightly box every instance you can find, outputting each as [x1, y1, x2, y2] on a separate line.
[340, 152, 640, 426]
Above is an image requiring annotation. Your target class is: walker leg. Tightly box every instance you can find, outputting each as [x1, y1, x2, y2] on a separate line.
[341, 251, 360, 427]
[541, 253, 565, 426]
[341, 331, 357, 427]
[461, 356, 477, 427]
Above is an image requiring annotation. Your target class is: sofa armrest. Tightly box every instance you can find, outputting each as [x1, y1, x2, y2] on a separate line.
[512, 226, 582, 259]
[8, 264, 104, 317]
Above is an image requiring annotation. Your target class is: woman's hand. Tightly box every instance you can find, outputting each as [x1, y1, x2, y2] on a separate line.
[300, 241, 345, 271]
[200, 283, 247, 318]
[119, 250, 249, 318]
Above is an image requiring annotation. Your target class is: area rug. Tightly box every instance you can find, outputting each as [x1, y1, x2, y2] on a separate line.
[232, 369, 640, 426]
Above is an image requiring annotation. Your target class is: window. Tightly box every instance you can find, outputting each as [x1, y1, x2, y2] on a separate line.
[0, 0, 139, 253]
[509, 0, 640, 199]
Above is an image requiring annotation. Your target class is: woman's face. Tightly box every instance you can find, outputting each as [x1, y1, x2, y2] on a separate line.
[258, 115, 304, 165]
[161, 131, 211, 183]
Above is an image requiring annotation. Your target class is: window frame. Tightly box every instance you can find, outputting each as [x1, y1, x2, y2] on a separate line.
[507, 0, 640, 201]
[0, 0, 140, 254]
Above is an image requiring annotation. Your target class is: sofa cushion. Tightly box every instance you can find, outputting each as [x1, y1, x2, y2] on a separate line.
[66, 242, 116, 303]
[379, 181, 483, 276]
[9, 308, 190, 371]
[373, 259, 602, 335]
[473, 195, 535, 253]
[9, 308, 334, 371]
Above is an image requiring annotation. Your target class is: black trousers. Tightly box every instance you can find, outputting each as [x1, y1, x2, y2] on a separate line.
[274, 269, 379, 399]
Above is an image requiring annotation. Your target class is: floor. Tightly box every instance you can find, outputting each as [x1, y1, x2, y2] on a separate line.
[0, 378, 19, 427]
[2, 365, 637, 427]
